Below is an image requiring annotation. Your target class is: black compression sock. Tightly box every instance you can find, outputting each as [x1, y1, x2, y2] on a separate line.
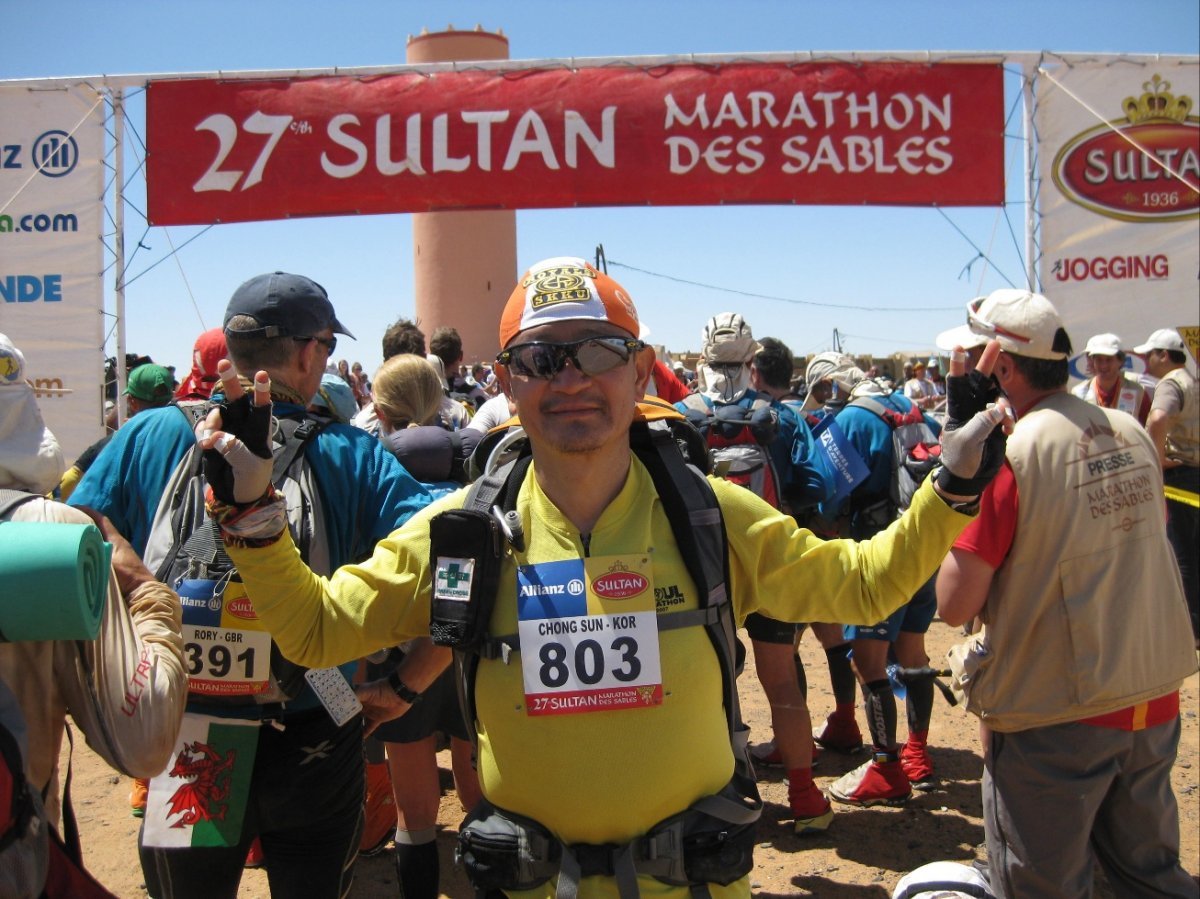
[862, 678, 898, 753]
[394, 838, 439, 899]
[825, 643, 857, 707]
[906, 675, 935, 735]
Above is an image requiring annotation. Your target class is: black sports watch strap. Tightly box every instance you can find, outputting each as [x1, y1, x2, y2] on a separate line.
[386, 669, 422, 704]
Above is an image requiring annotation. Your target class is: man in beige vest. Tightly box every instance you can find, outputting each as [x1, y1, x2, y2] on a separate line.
[935, 291, 1197, 898]
[1136, 327, 1198, 648]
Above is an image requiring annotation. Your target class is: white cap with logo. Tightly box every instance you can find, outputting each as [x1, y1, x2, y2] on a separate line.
[1083, 333, 1123, 357]
[938, 288, 1067, 360]
[1133, 328, 1186, 354]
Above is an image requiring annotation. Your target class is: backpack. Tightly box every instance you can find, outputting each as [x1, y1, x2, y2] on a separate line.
[680, 392, 783, 509]
[431, 400, 762, 893]
[142, 411, 329, 706]
[848, 393, 941, 515]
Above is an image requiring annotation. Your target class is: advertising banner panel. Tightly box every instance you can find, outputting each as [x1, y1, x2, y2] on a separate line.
[147, 62, 1004, 225]
[1036, 61, 1199, 375]
[0, 84, 106, 462]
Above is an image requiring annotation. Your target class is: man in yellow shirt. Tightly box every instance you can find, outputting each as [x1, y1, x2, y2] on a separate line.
[198, 257, 1009, 899]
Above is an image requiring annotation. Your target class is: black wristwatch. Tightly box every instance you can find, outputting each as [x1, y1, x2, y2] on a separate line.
[387, 669, 422, 705]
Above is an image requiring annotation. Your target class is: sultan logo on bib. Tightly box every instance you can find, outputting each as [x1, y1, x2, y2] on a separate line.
[516, 554, 663, 716]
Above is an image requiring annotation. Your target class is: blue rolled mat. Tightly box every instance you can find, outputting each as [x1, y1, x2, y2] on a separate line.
[0, 521, 111, 641]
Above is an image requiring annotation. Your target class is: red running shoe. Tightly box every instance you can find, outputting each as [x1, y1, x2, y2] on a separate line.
[900, 732, 936, 791]
[750, 740, 783, 767]
[813, 713, 865, 754]
[828, 757, 911, 807]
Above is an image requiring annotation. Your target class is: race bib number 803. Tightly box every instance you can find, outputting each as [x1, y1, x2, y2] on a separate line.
[516, 555, 662, 716]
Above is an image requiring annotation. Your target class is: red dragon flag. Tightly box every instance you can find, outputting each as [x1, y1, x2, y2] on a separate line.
[141, 713, 259, 848]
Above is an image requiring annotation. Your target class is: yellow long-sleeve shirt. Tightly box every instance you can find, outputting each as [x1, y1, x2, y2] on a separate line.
[227, 458, 970, 898]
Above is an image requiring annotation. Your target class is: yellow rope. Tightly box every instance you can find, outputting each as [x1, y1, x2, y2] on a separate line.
[1164, 485, 1200, 509]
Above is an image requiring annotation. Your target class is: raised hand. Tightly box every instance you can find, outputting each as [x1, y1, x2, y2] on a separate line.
[197, 361, 275, 505]
[936, 340, 1014, 499]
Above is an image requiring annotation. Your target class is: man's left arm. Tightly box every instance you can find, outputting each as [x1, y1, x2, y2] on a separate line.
[731, 477, 977, 627]
[936, 549, 995, 628]
[1145, 408, 1174, 470]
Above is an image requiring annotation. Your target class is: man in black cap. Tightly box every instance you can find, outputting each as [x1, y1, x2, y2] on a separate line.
[71, 272, 436, 899]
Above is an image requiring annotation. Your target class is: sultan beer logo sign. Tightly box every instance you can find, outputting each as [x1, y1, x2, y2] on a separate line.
[1052, 74, 1199, 223]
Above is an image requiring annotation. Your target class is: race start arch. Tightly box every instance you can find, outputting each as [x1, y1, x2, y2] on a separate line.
[2, 48, 1197, 460]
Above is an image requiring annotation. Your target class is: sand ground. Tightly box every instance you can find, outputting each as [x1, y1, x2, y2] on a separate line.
[63, 619, 1199, 897]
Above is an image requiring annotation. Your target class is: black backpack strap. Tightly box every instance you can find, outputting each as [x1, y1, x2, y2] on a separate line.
[630, 421, 741, 738]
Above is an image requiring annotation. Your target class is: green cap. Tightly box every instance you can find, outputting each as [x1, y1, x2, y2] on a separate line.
[124, 364, 175, 405]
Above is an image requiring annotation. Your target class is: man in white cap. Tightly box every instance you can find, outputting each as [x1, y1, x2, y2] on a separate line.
[1071, 332, 1150, 425]
[1134, 327, 1198, 647]
[197, 257, 1011, 898]
[903, 360, 938, 411]
[937, 292, 1196, 898]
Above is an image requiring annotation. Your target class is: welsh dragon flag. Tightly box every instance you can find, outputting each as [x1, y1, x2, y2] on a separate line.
[141, 713, 259, 848]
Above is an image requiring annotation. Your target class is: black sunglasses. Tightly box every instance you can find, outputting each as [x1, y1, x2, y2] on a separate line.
[496, 337, 643, 380]
[295, 335, 337, 354]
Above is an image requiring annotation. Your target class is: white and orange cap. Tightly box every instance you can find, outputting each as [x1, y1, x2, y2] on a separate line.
[499, 257, 640, 349]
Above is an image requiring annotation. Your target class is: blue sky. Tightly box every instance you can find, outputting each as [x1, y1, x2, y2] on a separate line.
[2, 0, 1197, 374]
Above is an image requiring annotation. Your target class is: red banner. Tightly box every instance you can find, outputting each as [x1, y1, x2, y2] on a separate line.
[147, 62, 1004, 225]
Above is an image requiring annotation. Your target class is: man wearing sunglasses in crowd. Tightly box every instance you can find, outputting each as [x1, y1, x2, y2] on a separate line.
[197, 256, 1011, 899]
[70, 272, 435, 898]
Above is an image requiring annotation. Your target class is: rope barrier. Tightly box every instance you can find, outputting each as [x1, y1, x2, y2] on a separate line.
[1164, 485, 1200, 509]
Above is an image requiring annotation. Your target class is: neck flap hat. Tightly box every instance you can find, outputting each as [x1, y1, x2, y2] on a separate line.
[697, 313, 762, 403]
[499, 257, 640, 348]
[176, 327, 228, 400]
[0, 333, 65, 494]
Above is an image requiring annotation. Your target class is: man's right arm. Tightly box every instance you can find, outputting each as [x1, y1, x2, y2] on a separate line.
[223, 493, 459, 669]
[69, 409, 197, 554]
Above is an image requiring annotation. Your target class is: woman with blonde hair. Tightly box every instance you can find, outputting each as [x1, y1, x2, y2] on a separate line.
[373, 354, 443, 432]
[363, 353, 482, 897]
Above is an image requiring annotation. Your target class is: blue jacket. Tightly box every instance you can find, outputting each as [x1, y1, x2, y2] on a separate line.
[71, 401, 432, 713]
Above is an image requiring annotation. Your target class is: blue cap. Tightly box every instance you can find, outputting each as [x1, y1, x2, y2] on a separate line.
[224, 272, 354, 340]
[311, 372, 359, 422]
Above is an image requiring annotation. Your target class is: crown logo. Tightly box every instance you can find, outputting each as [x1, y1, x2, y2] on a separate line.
[1122, 74, 1192, 124]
